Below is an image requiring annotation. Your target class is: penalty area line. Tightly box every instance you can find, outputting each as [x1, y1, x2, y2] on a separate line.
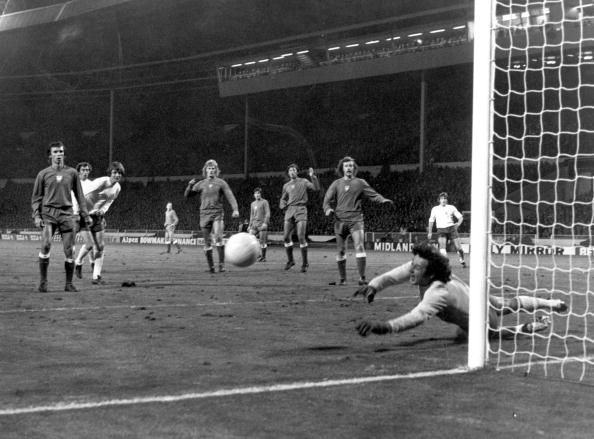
[0, 367, 468, 416]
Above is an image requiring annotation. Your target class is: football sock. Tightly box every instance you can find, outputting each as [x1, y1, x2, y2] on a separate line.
[285, 243, 294, 262]
[166, 243, 171, 253]
[174, 240, 181, 250]
[64, 260, 74, 283]
[261, 246, 267, 258]
[458, 249, 464, 260]
[356, 253, 366, 279]
[205, 248, 214, 269]
[337, 258, 347, 281]
[216, 244, 225, 263]
[300, 244, 308, 266]
[39, 255, 50, 282]
[93, 255, 104, 279]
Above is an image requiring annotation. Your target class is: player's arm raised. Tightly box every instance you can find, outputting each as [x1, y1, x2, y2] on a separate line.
[184, 178, 198, 198]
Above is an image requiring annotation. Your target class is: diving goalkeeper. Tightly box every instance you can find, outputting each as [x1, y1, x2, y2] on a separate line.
[354, 242, 567, 339]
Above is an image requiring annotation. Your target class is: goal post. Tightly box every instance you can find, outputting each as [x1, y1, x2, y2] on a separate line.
[469, 0, 594, 381]
[468, 0, 495, 370]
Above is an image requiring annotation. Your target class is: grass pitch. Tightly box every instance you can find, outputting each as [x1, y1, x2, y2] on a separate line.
[0, 240, 592, 438]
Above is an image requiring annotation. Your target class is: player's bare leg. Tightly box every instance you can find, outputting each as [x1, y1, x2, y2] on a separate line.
[489, 295, 568, 315]
[297, 221, 308, 272]
[283, 221, 295, 270]
[352, 229, 367, 285]
[75, 230, 94, 278]
[91, 230, 106, 285]
[453, 237, 466, 267]
[213, 220, 225, 272]
[437, 236, 448, 257]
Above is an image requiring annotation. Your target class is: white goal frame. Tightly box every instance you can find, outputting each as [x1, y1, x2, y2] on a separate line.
[468, 0, 495, 369]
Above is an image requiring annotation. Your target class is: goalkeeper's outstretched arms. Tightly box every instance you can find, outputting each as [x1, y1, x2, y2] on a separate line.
[353, 261, 413, 303]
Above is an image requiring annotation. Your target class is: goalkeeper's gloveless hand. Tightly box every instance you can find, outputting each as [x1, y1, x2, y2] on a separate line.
[353, 285, 377, 303]
[356, 320, 391, 337]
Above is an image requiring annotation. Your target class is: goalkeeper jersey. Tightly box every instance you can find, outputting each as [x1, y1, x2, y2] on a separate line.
[368, 262, 471, 332]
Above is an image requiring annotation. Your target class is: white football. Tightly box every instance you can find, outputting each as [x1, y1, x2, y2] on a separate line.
[225, 232, 260, 267]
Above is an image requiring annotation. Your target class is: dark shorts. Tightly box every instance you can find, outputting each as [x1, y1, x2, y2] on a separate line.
[437, 225, 459, 240]
[284, 205, 308, 223]
[41, 207, 76, 233]
[88, 213, 107, 233]
[334, 220, 364, 239]
[250, 221, 267, 233]
[200, 210, 224, 230]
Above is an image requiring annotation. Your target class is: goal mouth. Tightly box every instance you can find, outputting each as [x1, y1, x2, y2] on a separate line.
[469, 0, 594, 382]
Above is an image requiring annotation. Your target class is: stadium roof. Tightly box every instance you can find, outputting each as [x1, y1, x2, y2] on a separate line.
[0, 0, 472, 93]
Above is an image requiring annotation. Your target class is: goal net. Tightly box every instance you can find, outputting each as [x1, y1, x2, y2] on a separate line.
[470, 0, 594, 382]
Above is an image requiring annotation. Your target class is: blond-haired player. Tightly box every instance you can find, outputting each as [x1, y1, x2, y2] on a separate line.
[184, 159, 239, 273]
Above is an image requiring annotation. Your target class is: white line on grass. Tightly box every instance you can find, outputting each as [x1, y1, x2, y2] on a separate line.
[0, 367, 469, 416]
[0, 296, 416, 314]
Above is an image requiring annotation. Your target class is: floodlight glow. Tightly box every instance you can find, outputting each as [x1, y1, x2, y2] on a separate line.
[281, 53, 294, 57]
[453, 25, 466, 30]
[365, 40, 379, 45]
[430, 29, 445, 34]
[244, 61, 256, 65]
[392, 36, 401, 40]
[408, 32, 422, 37]
[231, 64, 242, 68]
[346, 43, 360, 48]
[258, 59, 269, 63]
[328, 46, 340, 51]
[273, 56, 284, 60]
[584, 55, 593, 60]
[296, 50, 309, 54]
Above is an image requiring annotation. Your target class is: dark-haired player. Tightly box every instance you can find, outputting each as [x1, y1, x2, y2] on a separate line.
[280, 164, 320, 272]
[31, 141, 92, 292]
[75, 161, 125, 284]
[249, 187, 270, 262]
[185, 159, 239, 273]
[427, 192, 466, 267]
[323, 156, 393, 285]
[354, 243, 567, 339]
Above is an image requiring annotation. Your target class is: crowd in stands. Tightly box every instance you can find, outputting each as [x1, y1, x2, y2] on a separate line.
[5, 163, 593, 240]
[0, 167, 472, 235]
